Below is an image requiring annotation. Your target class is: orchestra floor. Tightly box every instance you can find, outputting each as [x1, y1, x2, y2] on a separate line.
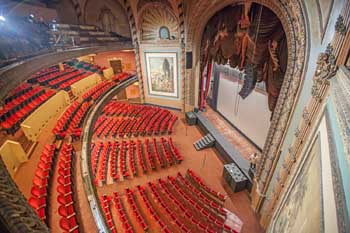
[14, 107, 263, 233]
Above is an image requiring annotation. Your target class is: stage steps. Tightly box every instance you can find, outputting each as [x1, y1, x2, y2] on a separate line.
[193, 133, 215, 151]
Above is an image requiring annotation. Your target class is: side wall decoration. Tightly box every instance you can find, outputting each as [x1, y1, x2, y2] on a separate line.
[145, 52, 178, 98]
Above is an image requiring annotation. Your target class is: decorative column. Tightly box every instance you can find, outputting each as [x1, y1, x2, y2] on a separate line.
[258, 45, 338, 227]
[123, 0, 145, 103]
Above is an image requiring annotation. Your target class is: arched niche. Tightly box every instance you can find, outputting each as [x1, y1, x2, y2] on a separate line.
[138, 3, 179, 42]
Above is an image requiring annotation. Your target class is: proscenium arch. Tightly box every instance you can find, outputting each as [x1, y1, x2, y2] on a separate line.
[188, 0, 309, 212]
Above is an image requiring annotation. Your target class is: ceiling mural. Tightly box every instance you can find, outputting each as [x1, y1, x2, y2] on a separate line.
[201, 3, 287, 112]
[139, 4, 179, 42]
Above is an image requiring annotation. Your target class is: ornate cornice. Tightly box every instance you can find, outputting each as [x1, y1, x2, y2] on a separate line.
[0, 158, 49, 232]
[260, 46, 338, 224]
[335, 15, 347, 35]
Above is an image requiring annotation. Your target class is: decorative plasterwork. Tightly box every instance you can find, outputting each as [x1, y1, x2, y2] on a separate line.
[121, 0, 145, 103]
[335, 15, 347, 35]
[138, 4, 179, 42]
[261, 46, 337, 225]
[186, 0, 308, 211]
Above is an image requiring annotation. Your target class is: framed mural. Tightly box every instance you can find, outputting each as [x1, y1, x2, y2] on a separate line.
[145, 52, 178, 98]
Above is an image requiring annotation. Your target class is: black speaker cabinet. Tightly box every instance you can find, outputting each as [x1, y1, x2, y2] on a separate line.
[186, 52, 193, 69]
[185, 111, 197, 125]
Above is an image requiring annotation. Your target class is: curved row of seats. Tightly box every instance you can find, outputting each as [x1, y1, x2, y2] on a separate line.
[53, 101, 91, 140]
[82, 81, 117, 101]
[90, 138, 183, 184]
[28, 144, 56, 224]
[94, 103, 177, 138]
[57, 144, 80, 233]
[99, 171, 239, 233]
[112, 72, 133, 83]
[1, 87, 55, 134]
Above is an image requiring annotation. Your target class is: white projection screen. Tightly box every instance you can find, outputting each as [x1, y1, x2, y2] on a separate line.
[216, 70, 270, 148]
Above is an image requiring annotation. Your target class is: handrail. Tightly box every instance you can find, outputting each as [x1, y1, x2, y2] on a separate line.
[80, 76, 138, 233]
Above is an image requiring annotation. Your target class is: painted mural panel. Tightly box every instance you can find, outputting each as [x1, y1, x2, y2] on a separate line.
[145, 52, 178, 98]
[270, 138, 322, 233]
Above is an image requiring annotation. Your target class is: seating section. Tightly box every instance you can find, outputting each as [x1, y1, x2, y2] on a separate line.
[0, 87, 55, 134]
[52, 101, 92, 140]
[57, 144, 80, 233]
[90, 138, 183, 185]
[100, 195, 117, 233]
[28, 144, 56, 223]
[82, 81, 117, 101]
[112, 72, 133, 82]
[112, 192, 134, 232]
[93, 102, 178, 137]
[99, 171, 240, 233]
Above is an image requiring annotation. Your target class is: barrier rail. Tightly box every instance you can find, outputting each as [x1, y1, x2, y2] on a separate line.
[80, 75, 138, 233]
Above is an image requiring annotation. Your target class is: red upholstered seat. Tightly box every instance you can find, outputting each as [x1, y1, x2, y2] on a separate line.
[59, 216, 79, 233]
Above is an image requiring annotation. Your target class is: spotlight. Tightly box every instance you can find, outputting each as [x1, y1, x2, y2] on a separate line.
[29, 14, 34, 18]
[0, 15, 6, 22]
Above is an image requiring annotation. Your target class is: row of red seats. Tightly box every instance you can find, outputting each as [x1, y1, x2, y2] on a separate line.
[136, 140, 147, 173]
[28, 65, 69, 84]
[52, 101, 80, 137]
[113, 192, 135, 233]
[1, 89, 55, 134]
[91, 142, 103, 179]
[167, 115, 178, 134]
[152, 138, 166, 167]
[47, 70, 84, 87]
[37, 68, 76, 85]
[102, 102, 151, 117]
[160, 137, 173, 165]
[82, 81, 116, 101]
[57, 144, 80, 233]
[109, 142, 120, 181]
[147, 181, 191, 232]
[157, 178, 223, 233]
[167, 176, 226, 219]
[128, 141, 137, 176]
[144, 139, 156, 170]
[163, 177, 236, 233]
[94, 117, 113, 138]
[28, 144, 56, 223]
[136, 185, 172, 233]
[97, 141, 111, 185]
[65, 102, 91, 135]
[125, 188, 148, 231]
[176, 172, 225, 212]
[100, 195, 117, 233]
[112, 72, 132, 83]
[4, 83, 32, 104]
[1, 86, 43, 116]
[57, 72, 92, 90]
[28, 67, 73, 84]
[119, 141, 129, 178]
[168, 137, 184, 163]
[187, 169, 227, 202]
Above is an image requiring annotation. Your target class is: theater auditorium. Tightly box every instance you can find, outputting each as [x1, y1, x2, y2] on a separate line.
[0, 0, 350, 233]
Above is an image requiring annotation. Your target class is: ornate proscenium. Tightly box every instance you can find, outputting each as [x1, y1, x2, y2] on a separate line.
[335, 15, 347, 35]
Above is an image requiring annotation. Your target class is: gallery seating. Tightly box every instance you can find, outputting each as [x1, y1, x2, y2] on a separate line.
[53, 101, 91, 139]
[1, 87, 55, 134]
[57, 143, 79, 233]
[125, 188, 148, 230]
[82, 81, 117, 101]
[28, 144, 56, 223]
[111, 72, 133, 82]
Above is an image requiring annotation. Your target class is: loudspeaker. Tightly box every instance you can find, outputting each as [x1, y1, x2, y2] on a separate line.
[186, 52, 192, 69]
